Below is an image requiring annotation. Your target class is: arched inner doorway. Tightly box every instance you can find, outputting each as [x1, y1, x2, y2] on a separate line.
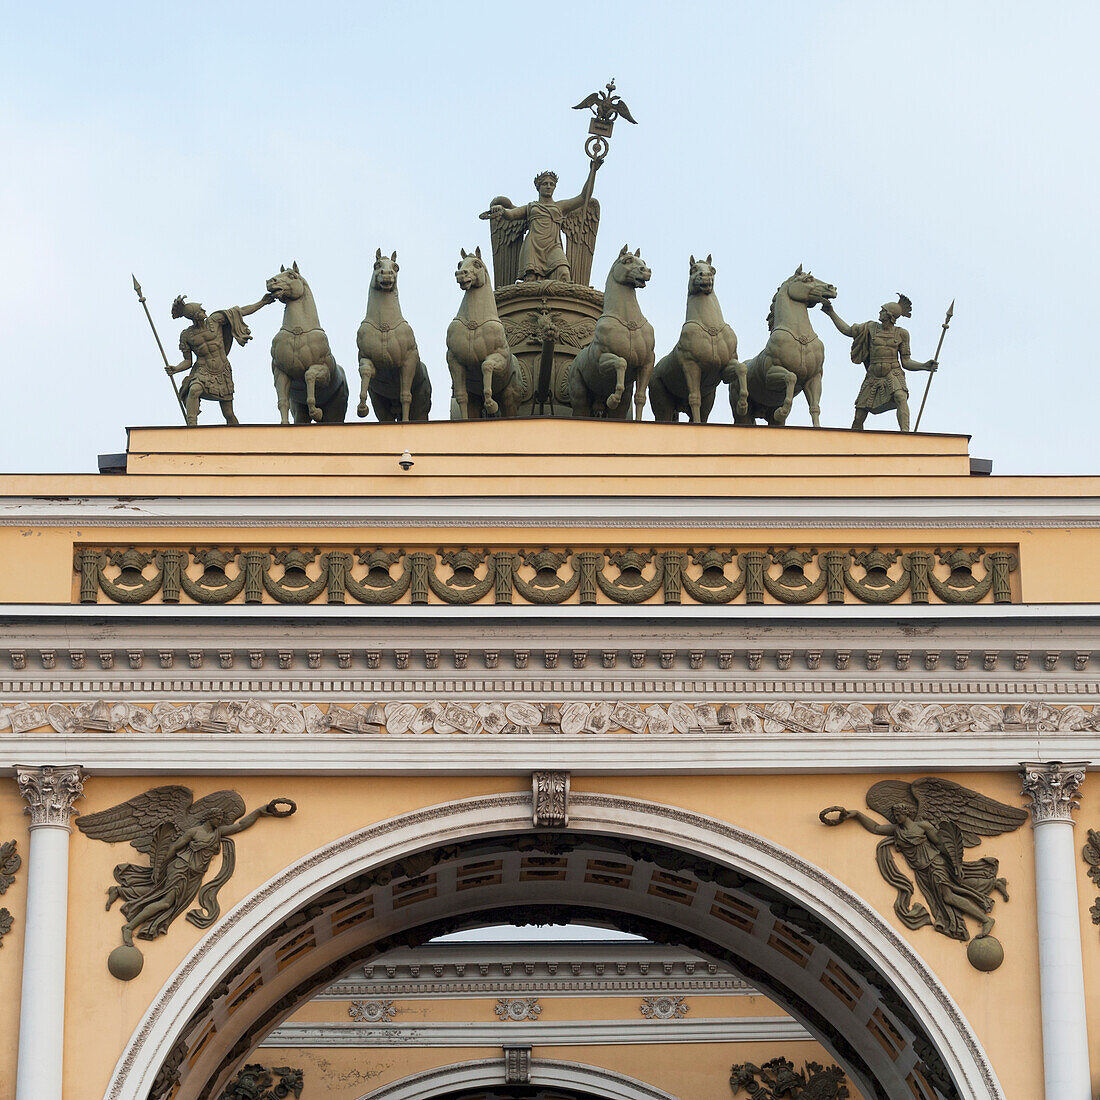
[111, 793, 1001, 1100]
[352, 1058, 681, 1100]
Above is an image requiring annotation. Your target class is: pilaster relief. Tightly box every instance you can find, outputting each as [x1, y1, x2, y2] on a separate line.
[533, 772, 570, 827]
[15, 765, 85, 827]
[73, 543, 1019, 607]
[0, 839, 19, 948]
[1020, 761, 1087, 825]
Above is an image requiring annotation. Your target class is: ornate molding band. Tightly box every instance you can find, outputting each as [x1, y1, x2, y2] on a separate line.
[15, 764, 85, 827]
[1019, 761, 1087, 825]
[73, 544, 1018, 608]
[4, 698, 1097, 740]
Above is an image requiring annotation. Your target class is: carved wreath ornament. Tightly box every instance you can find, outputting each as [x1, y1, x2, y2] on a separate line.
[74, 544, 1018, 607]
[495, 997, 542, 1021]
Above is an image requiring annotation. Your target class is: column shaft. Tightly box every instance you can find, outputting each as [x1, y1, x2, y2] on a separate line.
[15, 823, 72, 1100]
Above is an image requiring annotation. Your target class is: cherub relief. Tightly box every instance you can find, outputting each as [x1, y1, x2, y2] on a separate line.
[77, 786, 296, 949]
[821, 778, 1026, 961]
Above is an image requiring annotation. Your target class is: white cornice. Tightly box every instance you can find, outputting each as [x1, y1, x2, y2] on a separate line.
[3, 493, 1100, 528]
[3, 729, 1096, 774]
[258, 1016, 810, 1048]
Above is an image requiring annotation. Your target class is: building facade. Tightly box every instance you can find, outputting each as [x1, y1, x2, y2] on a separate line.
[1, 420, 1098, 1099]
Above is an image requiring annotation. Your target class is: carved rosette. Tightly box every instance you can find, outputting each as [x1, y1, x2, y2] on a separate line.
[1020, 761, 1087, 825]
[495, 996, 542, 1021]
[15, 765, 85, 827]
[532, 772, 569, 827]
[348, 998, 396, 1023]
[640, 995, 689, 1019]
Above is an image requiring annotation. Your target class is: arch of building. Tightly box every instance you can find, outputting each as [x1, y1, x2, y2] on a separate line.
[105, 792, 1003, 1100]
[353, 1057, 681, 1100]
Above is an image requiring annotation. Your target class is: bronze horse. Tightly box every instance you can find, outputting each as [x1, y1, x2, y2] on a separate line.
[356, 250, 431, 422]
[266, 262, 348, 424]
[567, 245, 655, 419]
[730, 266, 836, 426]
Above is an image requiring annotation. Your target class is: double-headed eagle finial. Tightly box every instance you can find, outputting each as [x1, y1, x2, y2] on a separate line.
[573, 78, 638, 127]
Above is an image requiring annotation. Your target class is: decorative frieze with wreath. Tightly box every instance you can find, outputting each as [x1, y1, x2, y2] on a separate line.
[640, 995, 689, 1019]
[72, 544, 1018, 606]
[6, 697, 1097, 739]
[495, 997, 542, 1021]
[348, 998, 397, 1023]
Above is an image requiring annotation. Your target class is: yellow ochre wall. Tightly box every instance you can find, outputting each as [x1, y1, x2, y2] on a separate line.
[0, 771, 1081, 1100]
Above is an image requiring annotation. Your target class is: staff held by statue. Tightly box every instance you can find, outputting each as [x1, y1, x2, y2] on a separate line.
[132, 275, 187, 422]
[572, 79, 637, 227]
[913, 300, 954, 432]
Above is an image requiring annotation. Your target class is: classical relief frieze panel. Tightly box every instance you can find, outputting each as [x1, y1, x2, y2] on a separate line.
[73, 544, 1019, 606]
[6, 697, 1098, 740]
[821, 778, 1028, 970]
[217, 1065, 303, 1100]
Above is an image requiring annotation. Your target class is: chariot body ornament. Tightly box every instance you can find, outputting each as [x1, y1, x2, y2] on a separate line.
[77, 785, 296, 980]
[820, 777, 1027, 970]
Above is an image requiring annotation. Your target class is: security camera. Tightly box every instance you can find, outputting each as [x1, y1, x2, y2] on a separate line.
[399, 450, 414, 471]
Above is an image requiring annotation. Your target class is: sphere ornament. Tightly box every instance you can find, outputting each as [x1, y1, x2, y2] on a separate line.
[108, 943, 145, 981]
[966, 934, 1004, 972]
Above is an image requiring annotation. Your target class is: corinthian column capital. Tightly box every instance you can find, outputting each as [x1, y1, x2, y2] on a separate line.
[15, 766, 85, 828]
[1020, 760, 1087, 825]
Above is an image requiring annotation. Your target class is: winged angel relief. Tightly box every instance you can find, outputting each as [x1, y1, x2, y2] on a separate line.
[820, 778, 1027, 970]
[77, 786, 295, 979]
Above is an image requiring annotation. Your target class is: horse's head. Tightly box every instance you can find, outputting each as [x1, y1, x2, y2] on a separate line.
[372, 249, 399, 291]
[782, 264, 837, 308]
[611, 245, 652, 289]
[688, 254, 716, 296]
[455, 247, 488, 291]
[266, 261, 307, 303]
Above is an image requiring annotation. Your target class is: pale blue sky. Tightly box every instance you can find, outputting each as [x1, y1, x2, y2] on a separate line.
[2, 2, 1097, 472]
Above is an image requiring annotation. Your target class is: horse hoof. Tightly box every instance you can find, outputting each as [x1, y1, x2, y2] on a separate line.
[606, 393, 621, 410]
[737, 400, 748, 416]
[356, 403, 369, 418]
[310, 407, 323, 422]
[484, 400, 498, 415]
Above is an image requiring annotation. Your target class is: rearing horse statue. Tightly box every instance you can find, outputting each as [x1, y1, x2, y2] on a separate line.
[266, 262, 349, 424]
[356, 249, 432, 422]
[649, 254, 744, 423]
[445, 247, 522, 418]
[568, 245, 655, 420]
[729, 265, 837, 427]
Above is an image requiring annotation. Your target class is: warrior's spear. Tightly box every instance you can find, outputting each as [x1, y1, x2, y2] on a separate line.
[913, 300, 954, 433]
[132, 275, 187, 421]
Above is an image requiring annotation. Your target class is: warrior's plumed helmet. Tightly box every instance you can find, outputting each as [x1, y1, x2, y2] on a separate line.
[881, 293, 913, 320]
[171, 295, 198, 319]
[533, 170, 559, 189]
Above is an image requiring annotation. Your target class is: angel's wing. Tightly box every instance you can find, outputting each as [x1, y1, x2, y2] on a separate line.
[865, 779, 918, 822]
[937, 819, 966, 879]
[184, 789, 246, 831]
[486, 197, 525, 289]
[76, 785, 194, 854]
[562, 197, 600, 287]
[911, 776, 1028, 845]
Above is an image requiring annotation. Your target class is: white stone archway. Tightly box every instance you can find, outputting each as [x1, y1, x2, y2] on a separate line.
[103, 791, 1004, 1100]
[355, 1057, 681, 1100]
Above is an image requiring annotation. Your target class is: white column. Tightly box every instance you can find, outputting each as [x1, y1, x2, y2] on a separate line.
[1020, 760, 1090, 1100]
[14, 765, 85, 1100]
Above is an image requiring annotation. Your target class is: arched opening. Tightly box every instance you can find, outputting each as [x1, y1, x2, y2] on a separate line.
[351, 1057, 681, 1100]
[108, 793, 1002, 1100]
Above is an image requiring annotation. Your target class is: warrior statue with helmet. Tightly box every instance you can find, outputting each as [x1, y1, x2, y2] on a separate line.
[165, 292, 275, 425]
[821, 293, 938, 432]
